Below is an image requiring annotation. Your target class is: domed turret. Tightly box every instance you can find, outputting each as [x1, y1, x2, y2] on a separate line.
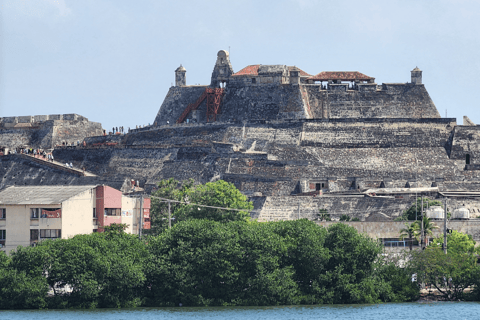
[175, 65, 186, 87]
[411, 66, 422, 85]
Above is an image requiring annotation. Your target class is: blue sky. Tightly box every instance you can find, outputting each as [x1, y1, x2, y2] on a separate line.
[1, 0, 480, 130]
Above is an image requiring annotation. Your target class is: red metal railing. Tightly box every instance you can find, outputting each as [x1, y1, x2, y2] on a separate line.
[176, 88, 224, 123]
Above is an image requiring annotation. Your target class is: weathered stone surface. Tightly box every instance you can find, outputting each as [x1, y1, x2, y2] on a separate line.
[0, 114, 102, 149]
[3, 50, 480, 235]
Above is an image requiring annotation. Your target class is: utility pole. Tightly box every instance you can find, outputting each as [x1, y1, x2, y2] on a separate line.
[420, 195, 424, 248]
[420, 199, 424, 250]
[168, 200, 172, 229]
[443, 198, 448, 254]
[421, 195, 423, 221]
[139, 195, 144, 239]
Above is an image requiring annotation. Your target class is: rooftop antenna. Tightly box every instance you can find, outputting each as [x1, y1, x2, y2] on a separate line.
[229, 46, 231, 55]
[445, 109, 447, 118]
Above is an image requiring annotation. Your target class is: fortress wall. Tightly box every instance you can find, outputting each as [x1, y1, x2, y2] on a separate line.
[0, 129, 38, 149]
[450, 126, 480, 162]
[305, 84, 440, 119]
[154, 86, 208, 126]
[301, 120, 453, 148]
[0, 115, 103, 149]
[51, 119, 103, 147]
[254, 195, 414, 222]
[84, 134, 124, 145]
[220, 83, 308, 121]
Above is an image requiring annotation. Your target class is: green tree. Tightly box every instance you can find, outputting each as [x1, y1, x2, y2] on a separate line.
[374, 254, 420, 302]
[145, 219, 299, 306]
[150, 179, 253, 234]
[316, 208, 331, 221]
[175, 180, 253, 223]
[2, 247, 50, 309]
[339, 214, 351, 221]
[409, 230, 480, 301]
[413, 216, 439, 247]
[320, 223, 383, 303]
[268, 219, 330, 304]
[410, 247, 478, 301]
[430, 230, 479, 255]
[47, 232, 149, 308]
[9, 232, 149, 309]
[399, 222, 418, 251]
[104, 223, 128, 234]
[149, 178, 194, 235]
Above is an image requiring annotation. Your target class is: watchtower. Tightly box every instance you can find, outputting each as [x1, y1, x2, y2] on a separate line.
[411, 67, 422, 85]
[210, 50, 234, 88]
[290, 67, 301, 84]
[175, 65, 186, 87]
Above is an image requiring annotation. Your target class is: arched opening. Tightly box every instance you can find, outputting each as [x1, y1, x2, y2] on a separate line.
[466, 154, 471, 165]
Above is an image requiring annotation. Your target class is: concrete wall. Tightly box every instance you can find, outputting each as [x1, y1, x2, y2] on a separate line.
[315, 220, 480, 242]
[0, 205, 31, 254]
[61, 189, 96, 238]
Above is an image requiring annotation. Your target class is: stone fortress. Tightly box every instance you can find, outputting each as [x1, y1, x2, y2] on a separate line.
[2, 50, 480, 233]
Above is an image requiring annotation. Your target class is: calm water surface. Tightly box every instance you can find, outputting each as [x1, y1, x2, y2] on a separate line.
[2, 302, 480, 319]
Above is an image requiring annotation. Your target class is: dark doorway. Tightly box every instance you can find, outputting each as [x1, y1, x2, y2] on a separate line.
[466, 154, 471, 165]
[315, 183, 321, 191]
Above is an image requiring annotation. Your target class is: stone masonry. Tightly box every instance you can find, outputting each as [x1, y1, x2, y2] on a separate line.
[2, 50, 480, 235]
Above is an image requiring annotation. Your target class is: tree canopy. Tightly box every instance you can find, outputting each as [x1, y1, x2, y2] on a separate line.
[149, 179, 253, 235]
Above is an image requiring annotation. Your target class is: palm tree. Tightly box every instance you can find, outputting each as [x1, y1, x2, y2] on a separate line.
[400, 222, 417, 250]
[413, 216, 439, 248]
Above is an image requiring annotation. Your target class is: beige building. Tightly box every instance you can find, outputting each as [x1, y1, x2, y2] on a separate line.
[0, 185, 150, 254]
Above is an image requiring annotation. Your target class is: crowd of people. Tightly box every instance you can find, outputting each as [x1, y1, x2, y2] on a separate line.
[3, 147, 55, 161]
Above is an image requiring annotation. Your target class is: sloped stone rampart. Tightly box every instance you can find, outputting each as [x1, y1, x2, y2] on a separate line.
[154, 82, 440, 125]
[154, 86, 208, 126]
[304, 83, 440, 119]
[253, 195, 414, 221]
[449, 126, 480, 162]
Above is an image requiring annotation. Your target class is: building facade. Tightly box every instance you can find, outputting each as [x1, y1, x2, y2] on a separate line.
[0, 185, 150, 254]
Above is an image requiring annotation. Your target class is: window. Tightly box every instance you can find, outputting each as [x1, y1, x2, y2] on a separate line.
[252, 78, 256, 84]
[314, 182, 327, 191]
[30, 229, 39, 241]
[0, 208, 5, 219]
[93, 208, 97, 218]
[104, 208, 121, 216]
[466, 154, 471, 165]
[0, 230, 5, 240]
[31, 208, 40, 219]
[40, 229, 61, 239]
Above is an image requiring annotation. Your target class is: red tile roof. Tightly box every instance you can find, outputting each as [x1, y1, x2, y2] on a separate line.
[288, 66, 311, 77]
[232, 65, 311, 77]
[307, 71, 374, 81]
[232, 65, 260, 76]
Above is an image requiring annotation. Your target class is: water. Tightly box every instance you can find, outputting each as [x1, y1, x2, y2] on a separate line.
[2, 302, 480, 320]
